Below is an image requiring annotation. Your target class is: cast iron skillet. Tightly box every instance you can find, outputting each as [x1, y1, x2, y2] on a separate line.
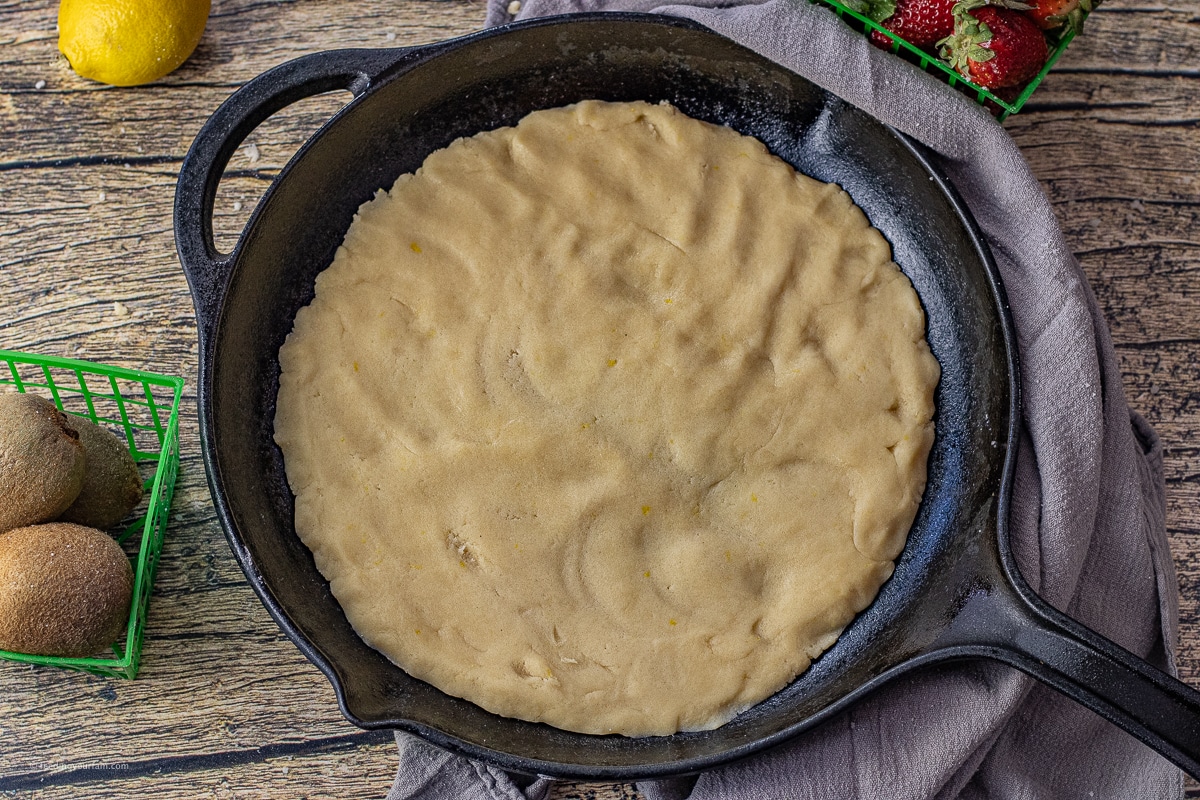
[174, 13, 1200, 780]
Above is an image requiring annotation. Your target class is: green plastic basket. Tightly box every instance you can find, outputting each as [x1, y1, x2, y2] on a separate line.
[0, 350, 184, 679]
[810, 0, 1081, 120]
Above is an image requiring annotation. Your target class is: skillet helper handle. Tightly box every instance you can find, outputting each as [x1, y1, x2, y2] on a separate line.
[967, 583, 1200, 776]
[173, 47, 410, 340]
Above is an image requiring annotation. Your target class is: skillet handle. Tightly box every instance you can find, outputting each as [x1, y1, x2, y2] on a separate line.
[173, 47, 413, 341]
[945, 579, 1200, 777]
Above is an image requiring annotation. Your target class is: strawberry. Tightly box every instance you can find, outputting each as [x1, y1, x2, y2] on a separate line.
[1026, 0, 1094, 33]
[866, 0, 958, 50]
[938, 1, 1049, 89]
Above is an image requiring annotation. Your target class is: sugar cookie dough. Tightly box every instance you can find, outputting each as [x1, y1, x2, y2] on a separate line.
[274, 100, 940, 737]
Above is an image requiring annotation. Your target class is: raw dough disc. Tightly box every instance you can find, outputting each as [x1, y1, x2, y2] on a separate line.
[274, 100, 940, 737]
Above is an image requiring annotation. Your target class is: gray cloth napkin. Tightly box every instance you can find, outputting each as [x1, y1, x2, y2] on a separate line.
[388, 1, 1185, 797]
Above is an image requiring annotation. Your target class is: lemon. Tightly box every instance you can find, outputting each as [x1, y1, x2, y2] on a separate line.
[58, 0, 211, 86]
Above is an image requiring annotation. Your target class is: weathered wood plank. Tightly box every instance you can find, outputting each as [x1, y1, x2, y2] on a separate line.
[4, 734, 399, 798]
[1054, 3, 1200, 73]
[3, 747, 644, 800]
[0, 0, 1197, 795]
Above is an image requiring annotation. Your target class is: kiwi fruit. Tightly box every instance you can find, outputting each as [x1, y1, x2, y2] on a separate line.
[0, 393, 86, 534]
[0, 522, 134, 657]
[59, 416, 144, 530]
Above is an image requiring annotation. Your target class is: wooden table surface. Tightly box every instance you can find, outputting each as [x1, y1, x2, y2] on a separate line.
[0, 0, 1197, 797]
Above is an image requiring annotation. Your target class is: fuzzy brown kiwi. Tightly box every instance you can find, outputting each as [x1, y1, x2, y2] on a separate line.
[0, 522, 134, 657]
[0, 393, 87, 534]
[58, 416, 144, 530]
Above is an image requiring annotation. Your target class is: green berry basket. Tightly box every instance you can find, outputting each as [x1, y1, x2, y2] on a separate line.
[0, 349, 184, 679]
[809, 0, 1083, 120]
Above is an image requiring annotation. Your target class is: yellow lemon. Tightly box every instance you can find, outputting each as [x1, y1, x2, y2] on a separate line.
[58, 0, 211, 86]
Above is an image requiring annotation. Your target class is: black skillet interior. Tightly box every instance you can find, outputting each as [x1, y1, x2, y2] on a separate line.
[185, 14, 1011, 778]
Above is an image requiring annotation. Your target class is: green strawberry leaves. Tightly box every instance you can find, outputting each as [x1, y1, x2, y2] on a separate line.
[842, 0, 899, 23]
[938, 2, 996, 69]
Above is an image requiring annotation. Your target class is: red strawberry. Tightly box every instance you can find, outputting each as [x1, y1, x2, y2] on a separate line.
[1026, 0, 1093, 32]
[867, 0, 958, 50]
[938, 2, 1049, 89]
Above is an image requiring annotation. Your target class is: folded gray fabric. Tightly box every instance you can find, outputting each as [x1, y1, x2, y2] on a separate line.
[388, 2, 1185, 797]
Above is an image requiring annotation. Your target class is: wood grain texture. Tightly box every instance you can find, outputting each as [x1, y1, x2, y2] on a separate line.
[0, 0, 1197, 796]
